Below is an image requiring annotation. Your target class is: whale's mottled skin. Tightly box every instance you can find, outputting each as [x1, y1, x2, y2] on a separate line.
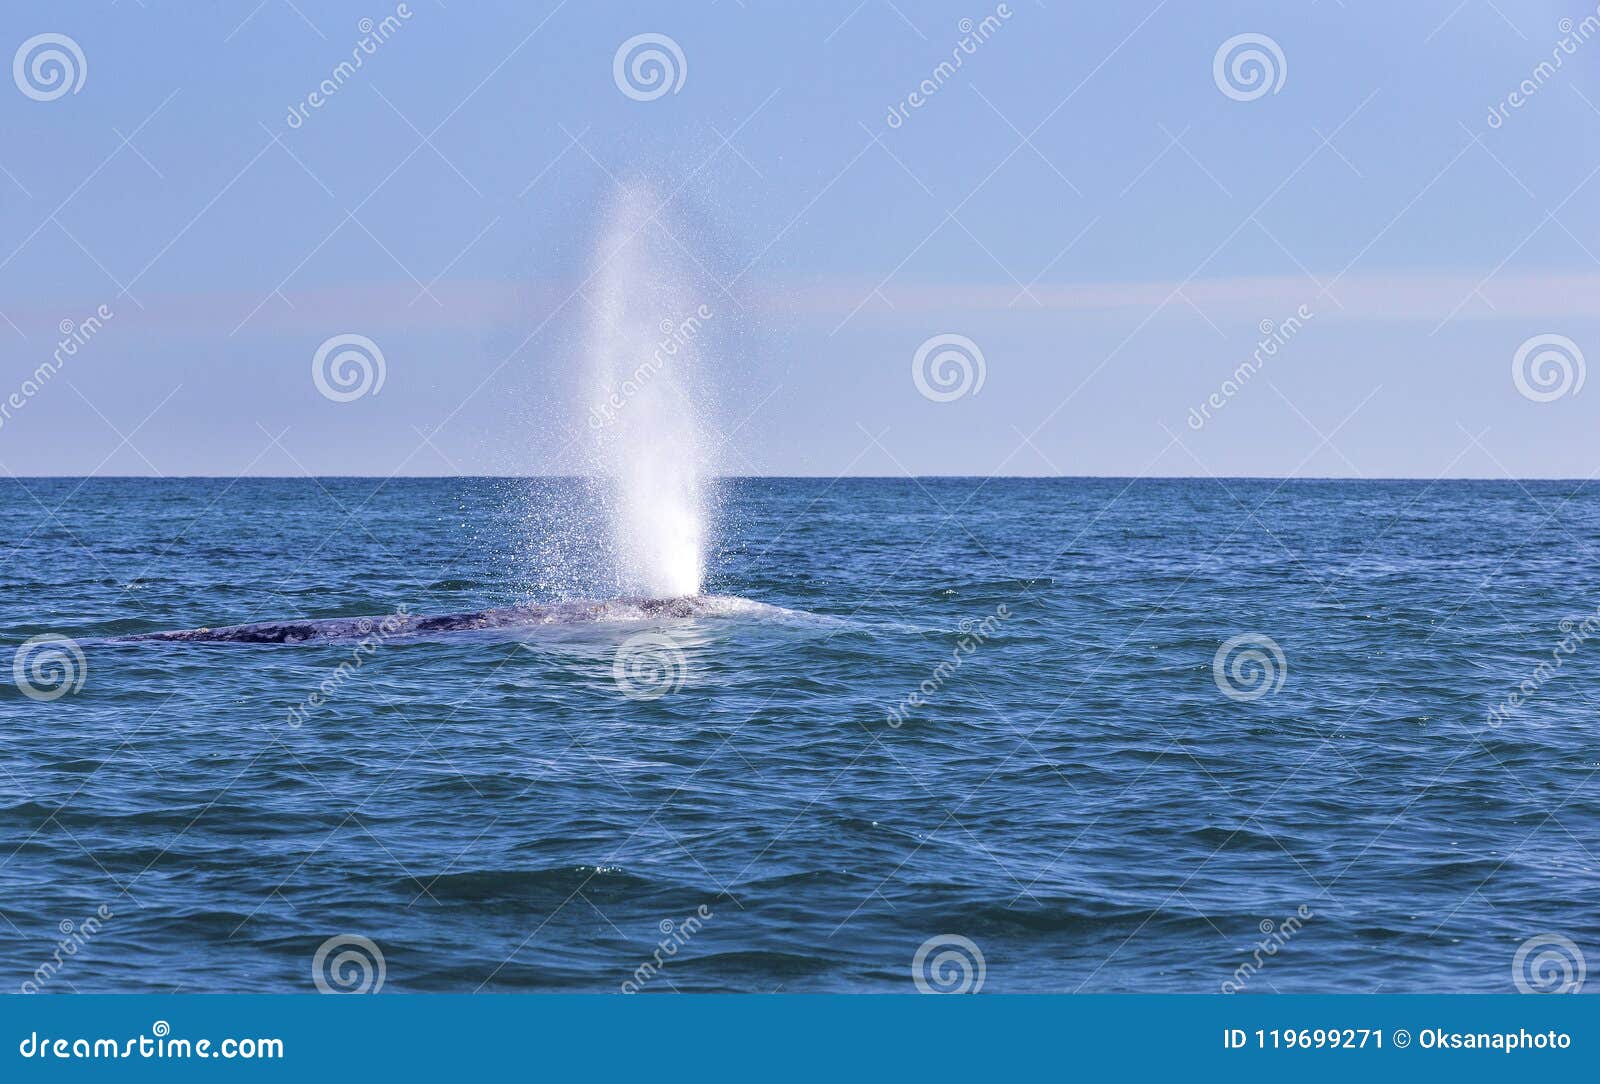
[115, 595, 774, 644]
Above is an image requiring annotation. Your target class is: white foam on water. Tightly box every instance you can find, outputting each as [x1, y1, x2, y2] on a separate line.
[537, 595, 824, 625]
[585, 182, 709, 599]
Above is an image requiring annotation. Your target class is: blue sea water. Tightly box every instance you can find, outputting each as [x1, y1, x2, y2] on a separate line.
[1, 477, 1597, 993]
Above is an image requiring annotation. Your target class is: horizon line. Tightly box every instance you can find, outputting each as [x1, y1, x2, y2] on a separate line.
[1, 474, 1593, 483]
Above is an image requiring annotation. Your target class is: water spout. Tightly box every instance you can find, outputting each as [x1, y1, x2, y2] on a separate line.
[584, 182, 711, 599]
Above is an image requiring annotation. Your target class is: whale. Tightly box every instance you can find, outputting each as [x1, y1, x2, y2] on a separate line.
[114, 595, 786, 645]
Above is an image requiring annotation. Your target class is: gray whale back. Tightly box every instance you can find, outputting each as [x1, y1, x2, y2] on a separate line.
[119, 595, 740, 644]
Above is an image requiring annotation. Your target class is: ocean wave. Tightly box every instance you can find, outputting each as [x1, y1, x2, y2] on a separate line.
[404, 865, 667, 903]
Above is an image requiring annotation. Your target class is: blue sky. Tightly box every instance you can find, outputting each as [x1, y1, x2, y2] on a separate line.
[2, 0, 1598, 477]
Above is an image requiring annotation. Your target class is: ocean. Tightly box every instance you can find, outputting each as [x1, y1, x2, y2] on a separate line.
[1, 476, 1596, 993]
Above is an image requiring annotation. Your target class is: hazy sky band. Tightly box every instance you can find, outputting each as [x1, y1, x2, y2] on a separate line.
[1, 0, 1596, 477]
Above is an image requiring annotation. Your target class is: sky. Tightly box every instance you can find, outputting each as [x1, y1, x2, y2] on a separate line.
[2, 0, 1598, 478]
